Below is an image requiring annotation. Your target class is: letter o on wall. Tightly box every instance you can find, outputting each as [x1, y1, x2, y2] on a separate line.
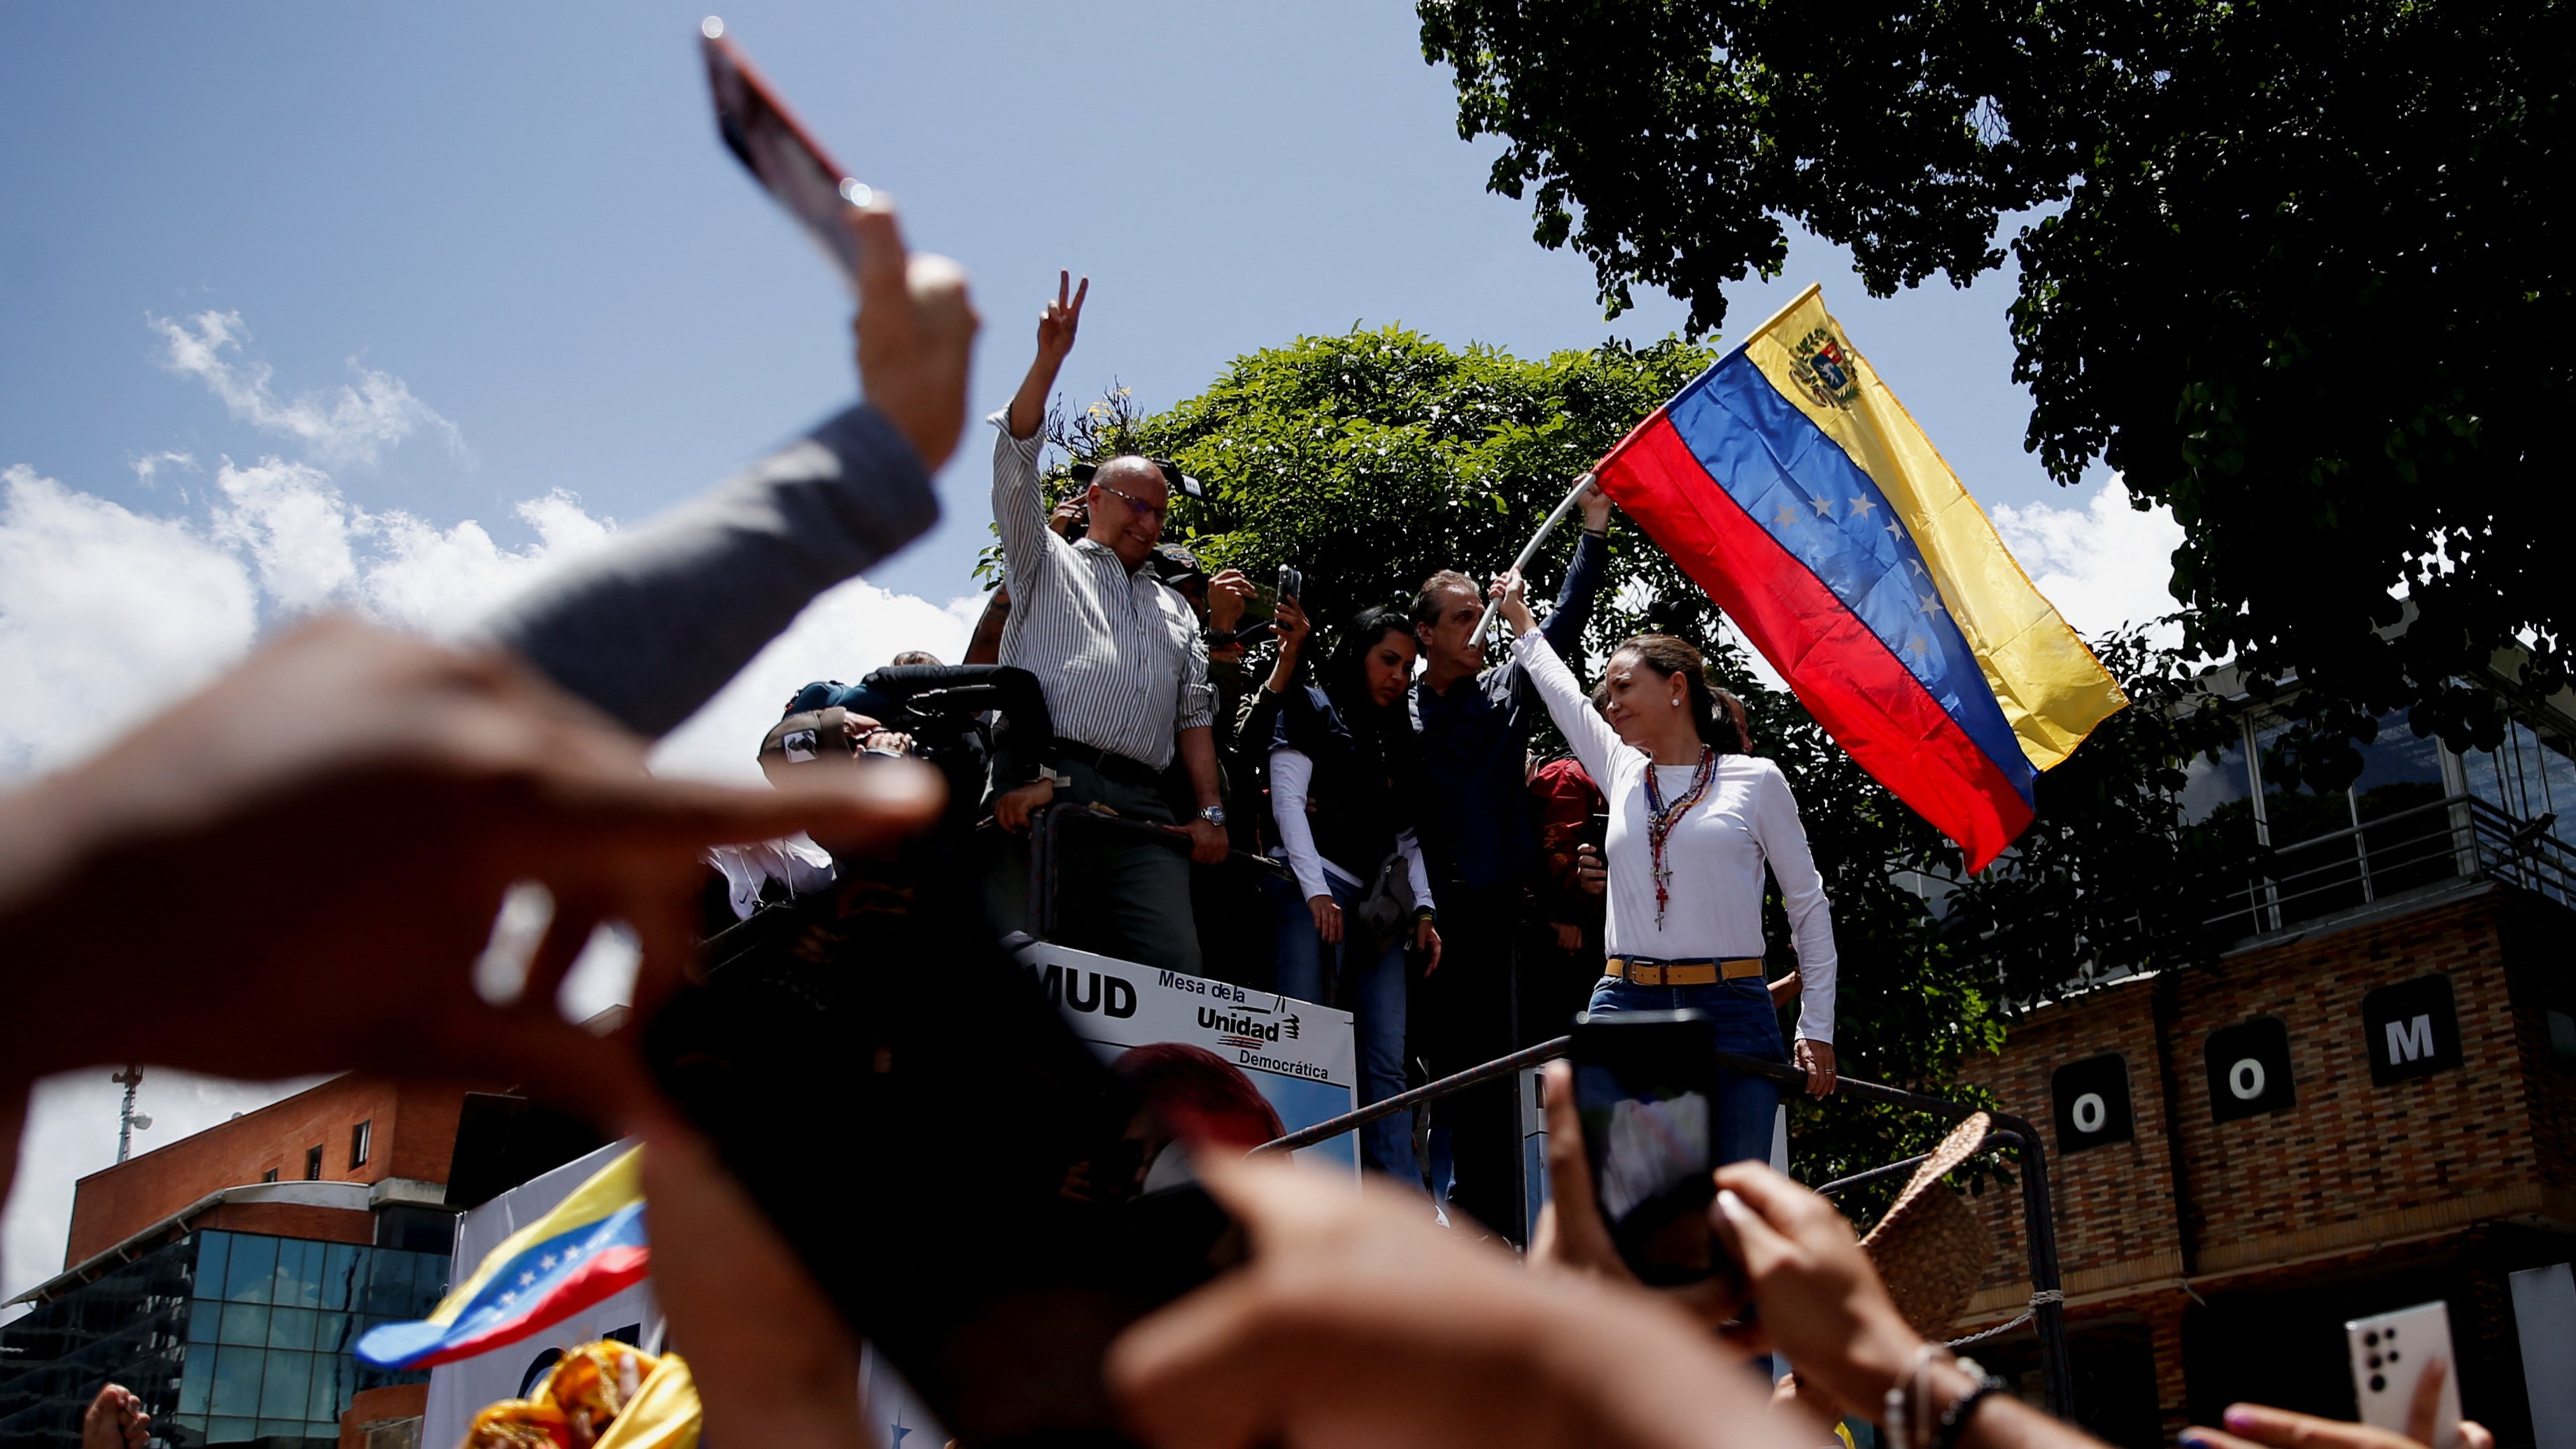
[2050, 1054, 2134, 1154]
[2229, 1059, 2265, 1100]
[2204, 1016, 2295, 1124]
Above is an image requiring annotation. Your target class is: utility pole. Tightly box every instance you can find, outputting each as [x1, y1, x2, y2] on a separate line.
[111, 1066, 150, 1163]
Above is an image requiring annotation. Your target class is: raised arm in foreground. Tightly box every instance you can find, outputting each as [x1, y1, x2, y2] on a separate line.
[484, 200, 976, 737]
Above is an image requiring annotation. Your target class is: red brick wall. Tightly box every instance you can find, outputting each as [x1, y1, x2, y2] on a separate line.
[64, 1075, 483, 1265]
[1955, 976, 2188, 1311]
[1958, 890, 2568, 1311]
[339, 1384, 429, 1449]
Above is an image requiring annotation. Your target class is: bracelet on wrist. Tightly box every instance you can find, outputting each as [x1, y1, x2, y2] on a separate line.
[1929, 1364, 2006, 1449]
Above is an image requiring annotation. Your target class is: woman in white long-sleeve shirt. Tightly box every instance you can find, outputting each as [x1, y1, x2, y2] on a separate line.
[1491, 571, 1840, 1167]
[1259, 600, 1442, 1182]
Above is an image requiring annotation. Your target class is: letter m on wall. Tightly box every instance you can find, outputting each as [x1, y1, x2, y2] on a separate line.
[2362, 974, 2463, 1086]
[2387, 1015, 2437, 1063]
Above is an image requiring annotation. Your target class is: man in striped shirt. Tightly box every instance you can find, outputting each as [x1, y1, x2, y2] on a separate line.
[987, 273, 1225, 973]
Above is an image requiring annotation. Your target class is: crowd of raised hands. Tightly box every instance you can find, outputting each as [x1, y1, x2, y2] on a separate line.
[3, 195, 2490, 1449]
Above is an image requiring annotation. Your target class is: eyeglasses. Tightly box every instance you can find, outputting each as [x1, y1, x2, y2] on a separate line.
[1092, 481, 1168, 520]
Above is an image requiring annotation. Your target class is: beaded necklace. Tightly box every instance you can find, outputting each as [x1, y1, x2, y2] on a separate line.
[1641, 744, 1718, 926]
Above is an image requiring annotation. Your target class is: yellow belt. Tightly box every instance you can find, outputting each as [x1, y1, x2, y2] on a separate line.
[1601, 956, 1766, 987]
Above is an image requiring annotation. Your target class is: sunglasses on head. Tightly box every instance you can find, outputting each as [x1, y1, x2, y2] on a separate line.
[1071, 458, 1206, 500]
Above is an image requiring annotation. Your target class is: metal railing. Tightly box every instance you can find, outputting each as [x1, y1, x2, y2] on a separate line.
[2202, 793, 2573, 940]
[1252, 1040, 2077, 1420]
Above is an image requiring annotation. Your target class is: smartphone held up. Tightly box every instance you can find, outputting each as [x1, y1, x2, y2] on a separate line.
[700, 17, 870, 292]
[1569, 1010, 1740, 1289]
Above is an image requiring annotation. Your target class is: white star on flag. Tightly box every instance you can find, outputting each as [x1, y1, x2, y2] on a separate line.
[539, 1255, 558, 1271]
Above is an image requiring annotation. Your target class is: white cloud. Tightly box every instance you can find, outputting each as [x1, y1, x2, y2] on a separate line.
[211, 458, 359, 611]
[153, 311, 465, 469]
[359, 492, 619, 639]
[1990, 478, 2186, 647]
[0, 467, 262, 775]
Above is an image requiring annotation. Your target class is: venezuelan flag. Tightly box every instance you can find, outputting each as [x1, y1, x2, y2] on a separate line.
[355, 1147, 649, 1371]
[1596, 284, 2125, 870]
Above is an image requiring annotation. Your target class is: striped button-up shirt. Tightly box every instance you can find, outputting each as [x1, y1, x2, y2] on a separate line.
[990, 411, 1212, 770]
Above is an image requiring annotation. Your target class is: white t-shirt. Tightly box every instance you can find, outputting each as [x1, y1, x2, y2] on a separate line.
[1514, 631, 1840, 1043]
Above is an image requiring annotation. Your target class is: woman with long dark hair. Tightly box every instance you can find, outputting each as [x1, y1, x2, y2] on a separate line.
[1491, 571, 1840, 1168]
[1258, 598, 1442, 1180]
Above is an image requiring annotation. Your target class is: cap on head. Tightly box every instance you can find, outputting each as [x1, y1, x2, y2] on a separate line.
[759, 707, 860, 784]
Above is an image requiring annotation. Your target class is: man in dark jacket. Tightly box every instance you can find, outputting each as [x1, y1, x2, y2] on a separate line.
[1405, 481, 1613, 1241]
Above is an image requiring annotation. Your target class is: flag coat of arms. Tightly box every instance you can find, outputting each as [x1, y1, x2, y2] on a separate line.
[1594, 283, 2127, 870]
[355, 1146, 649, 1371]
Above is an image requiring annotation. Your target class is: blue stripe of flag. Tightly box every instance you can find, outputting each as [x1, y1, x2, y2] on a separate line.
[1673, 356, 2035, 806]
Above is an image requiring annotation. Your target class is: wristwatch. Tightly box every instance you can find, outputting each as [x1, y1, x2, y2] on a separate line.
[1197, 805, 1229, 826]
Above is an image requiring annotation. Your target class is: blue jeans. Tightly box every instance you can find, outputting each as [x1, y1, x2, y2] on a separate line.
[1582, 976, 1784, 1168]
[1271, 870, 1419, 1183]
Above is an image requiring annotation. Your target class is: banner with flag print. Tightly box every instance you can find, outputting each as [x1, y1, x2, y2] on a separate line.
[356, 1146, 649, 1371]
[1593, 283, 2126, 870]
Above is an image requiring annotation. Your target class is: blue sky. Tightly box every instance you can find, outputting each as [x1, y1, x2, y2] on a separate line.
[2, 3, 2178, 1306]
[2, 1, 2104, 605]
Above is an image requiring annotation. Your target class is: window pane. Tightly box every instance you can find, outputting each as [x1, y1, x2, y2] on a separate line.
[412, 1250, 451, 1306]
[171, 1415, 209, 1440]
[223, 1236, 277, 1303]
[257, 1349, 311, 1420]
[314, 1310, 354, 1355]
[207, 1344, 264, 1418]
[321, 1243, 360, 1310]
[185, 1299, 222, 1344]
[216, 1303, 269, 1348]
[2353, 712, 2459, 896]
[178, 1350, 214, 1415]
[194, 1233, 230, 1300]
[207, 1418, 257, 1443]
[276, 1238, 323, 1310]
[2182, 737, 2253, 825]
[309, 1350, 350, 1422]
[267, 1306, 317, 1352]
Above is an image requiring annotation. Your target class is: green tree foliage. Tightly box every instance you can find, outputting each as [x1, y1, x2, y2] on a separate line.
[1026, 329, 2050, 1203]
[1417, 0, 2575, 787]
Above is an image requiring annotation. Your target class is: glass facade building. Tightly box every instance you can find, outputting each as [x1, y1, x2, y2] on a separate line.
[0, 1229, 447, 1449]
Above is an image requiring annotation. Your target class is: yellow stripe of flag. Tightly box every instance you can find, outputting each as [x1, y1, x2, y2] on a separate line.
[1739, 284, 2127, 770]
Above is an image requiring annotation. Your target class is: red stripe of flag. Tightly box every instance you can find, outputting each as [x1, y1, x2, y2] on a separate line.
[1600, 413, 2034, 868]
[407, 1247, 653, 1368]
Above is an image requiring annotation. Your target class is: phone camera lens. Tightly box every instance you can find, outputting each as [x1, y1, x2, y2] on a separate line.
[2388, 1350, 2400, 1362]
[2370, 1375, 2387, 1393]
[2364, 1331, 2379, 1345]
[2368, 1354, 2382, 1369]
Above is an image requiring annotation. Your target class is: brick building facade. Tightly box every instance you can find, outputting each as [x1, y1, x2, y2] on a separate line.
[1952, 884, 2576, 1446]
[1, 1075, 483, 1449]
[64, 1076, 475, 1266]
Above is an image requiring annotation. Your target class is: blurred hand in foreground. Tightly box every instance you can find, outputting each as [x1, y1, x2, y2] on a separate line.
[80, 1385, 147, 1449]
[850, 197, 978, 472]
[638, 1126, 871, 1449]
[1108, 1154, 1793, 1449]
[2183, 1376, 2491, 1449]
[0, 617, 943, 1133]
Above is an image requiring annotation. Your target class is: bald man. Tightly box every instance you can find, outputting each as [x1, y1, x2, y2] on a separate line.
[984, 272, 1225, 973]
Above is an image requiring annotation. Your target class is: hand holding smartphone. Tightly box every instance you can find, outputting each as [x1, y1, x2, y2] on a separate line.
[2346, 1301, 2462, 1448]
[701, 17, 869, 292]
[1569, 1010, 1738, 1289]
